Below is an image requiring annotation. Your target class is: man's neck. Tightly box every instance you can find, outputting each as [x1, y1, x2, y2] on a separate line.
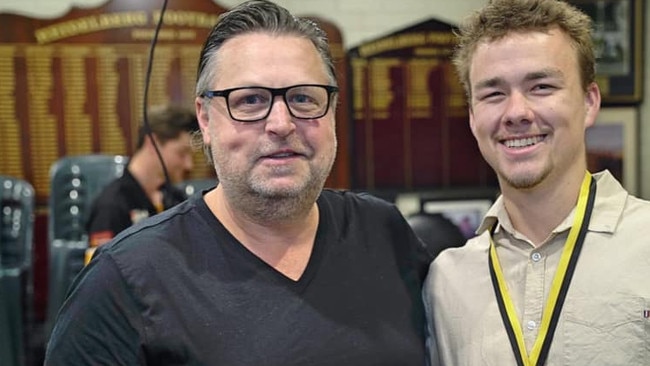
[501, 171, 586, 246]
[204, 186, 321, 280]
[128, 152, 165, 202]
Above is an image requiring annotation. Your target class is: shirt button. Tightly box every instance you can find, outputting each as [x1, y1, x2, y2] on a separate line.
[527, 320, 536, 330]
[531, 252, 542, 262]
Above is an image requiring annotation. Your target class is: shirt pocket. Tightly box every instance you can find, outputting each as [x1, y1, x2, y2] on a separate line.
[562, 295, 649, 366]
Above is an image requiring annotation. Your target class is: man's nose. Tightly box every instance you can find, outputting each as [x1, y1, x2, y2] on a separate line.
[264, 97, 296, 137]
[502, 90, 534, 126]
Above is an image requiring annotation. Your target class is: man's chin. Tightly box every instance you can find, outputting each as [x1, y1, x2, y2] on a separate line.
[254, 184, 307, 198]
[501, 171, 547, 190]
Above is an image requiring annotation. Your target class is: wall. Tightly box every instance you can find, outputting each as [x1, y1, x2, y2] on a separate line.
[642, 3, 650, 199]
[0, 0, 484, 48]
[1, 0, 648, 198]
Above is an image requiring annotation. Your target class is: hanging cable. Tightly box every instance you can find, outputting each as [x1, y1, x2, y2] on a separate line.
[141, 0, 186, 209]
[142, 0, 171, 185]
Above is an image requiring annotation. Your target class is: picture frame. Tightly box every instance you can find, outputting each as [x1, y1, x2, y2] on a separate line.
[395, 188, 499, 239]
[419, 199, 494, 239]
[586, 107, 638, 194]
[567, 0, 643, 104]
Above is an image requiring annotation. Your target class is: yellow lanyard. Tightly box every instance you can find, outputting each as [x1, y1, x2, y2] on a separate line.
[488, 172, 596, 366]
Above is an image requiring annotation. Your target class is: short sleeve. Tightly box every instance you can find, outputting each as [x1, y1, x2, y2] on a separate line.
[44, 253, 145, 365]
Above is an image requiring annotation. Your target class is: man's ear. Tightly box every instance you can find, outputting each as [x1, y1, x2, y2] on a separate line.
[583, 82, 601, 129]
[468, 106, 478, 140]
[195, 97, 211, 145]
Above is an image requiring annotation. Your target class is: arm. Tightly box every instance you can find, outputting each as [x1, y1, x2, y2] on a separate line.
[87, 200, 132, 246]
[44, 253, 145, 365]
[85, 200, 132, 264]
[423, 269, 441, 366]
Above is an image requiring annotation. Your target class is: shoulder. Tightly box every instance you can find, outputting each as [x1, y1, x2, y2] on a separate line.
[319, 189, 398, 217]
[102, 173, 133, 192]
[96, 197, 207, 266]
[430, 232, 489, 275]
[89, 174, 137, 211]
[45, 245, 144, 364]
[423, 232, 492, 308]
[622, 188, 650, 220]
[591, 170, 650, 231]
[616, 194, 650, 238]
[319, 189, 411, 236]
[87, 197, 219, 299]
[320, 189, 434, 264]
[424, 233, 490, 297]
[318, 189, 413, 238]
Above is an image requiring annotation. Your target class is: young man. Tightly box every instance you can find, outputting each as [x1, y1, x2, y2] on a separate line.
[45, 1, 433, 365]
[85, 105, 198, 253]
[424, 1, 650, 365]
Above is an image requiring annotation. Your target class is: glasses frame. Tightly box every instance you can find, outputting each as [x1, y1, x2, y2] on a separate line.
[201, 84, 339, 122]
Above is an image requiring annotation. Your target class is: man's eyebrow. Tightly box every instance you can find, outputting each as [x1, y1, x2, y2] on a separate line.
[524, 68, 564, 81]
[474, 77, 503, 91]
[473, 68, 564, 90]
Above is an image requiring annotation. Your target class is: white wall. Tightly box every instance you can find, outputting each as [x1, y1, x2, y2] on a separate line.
[215, 0, 484, 48]
[641, 9, 650, 199]
[1, 0, 648, 198]
[0, 0, 484, 48]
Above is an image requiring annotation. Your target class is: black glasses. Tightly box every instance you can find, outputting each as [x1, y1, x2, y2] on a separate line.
[201, 84, 338, 122]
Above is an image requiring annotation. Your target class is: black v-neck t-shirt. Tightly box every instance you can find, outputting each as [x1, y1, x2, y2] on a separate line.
[46, 190, 433, 365]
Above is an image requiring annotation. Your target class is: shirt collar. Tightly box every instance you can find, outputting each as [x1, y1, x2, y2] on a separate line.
[476, 170, 628, 237]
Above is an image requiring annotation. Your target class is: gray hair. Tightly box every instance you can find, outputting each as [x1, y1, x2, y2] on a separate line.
[196, 0, 337, 96]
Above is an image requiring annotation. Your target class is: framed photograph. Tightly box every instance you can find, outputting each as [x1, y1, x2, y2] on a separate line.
[395, 188, 499, 239]
[420, 199, 493, 239]
[568, 0, 643, 104]
[586, 107, 638, 194]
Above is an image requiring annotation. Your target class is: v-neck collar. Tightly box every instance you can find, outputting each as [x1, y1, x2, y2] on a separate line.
[196, 195, 330, 293]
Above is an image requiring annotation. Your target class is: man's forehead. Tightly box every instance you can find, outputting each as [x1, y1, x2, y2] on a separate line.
[211, 34, 329, 87]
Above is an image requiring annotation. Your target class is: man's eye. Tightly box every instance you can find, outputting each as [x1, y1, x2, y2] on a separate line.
[289, 94, 315, 104]
[532, 84, 556, 94]
[230, 91, 269, 108]
[240, 94, 267, 105]
[478, 91, 503, 101]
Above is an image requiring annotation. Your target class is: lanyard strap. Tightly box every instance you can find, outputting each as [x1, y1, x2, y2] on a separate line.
[488, 172, 597, 366]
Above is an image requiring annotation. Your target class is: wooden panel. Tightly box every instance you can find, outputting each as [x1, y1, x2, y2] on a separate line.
[348, 19, 497, 191]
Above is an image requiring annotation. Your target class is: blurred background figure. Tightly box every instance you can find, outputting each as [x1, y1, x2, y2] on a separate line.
[406, 212, 466, 258]
[84, 105, 199, 261]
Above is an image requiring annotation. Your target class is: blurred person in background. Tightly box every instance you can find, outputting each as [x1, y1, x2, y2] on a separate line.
[84, 105, 198, 262]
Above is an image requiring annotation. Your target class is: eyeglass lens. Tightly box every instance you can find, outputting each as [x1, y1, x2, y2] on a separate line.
[227, 85, 330, 121]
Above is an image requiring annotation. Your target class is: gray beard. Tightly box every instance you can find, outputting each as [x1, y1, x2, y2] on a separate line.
[223, 181, 323, 224]
[211, 136, 336, 224]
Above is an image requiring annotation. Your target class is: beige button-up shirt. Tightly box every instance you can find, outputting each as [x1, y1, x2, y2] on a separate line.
[424, 171, 650, 366]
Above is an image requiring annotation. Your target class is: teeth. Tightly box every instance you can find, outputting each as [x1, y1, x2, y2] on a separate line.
[504, 136, 544, 148]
